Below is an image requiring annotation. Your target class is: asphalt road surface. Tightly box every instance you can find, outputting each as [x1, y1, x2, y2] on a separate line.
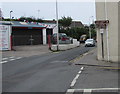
[2, 46, 119, 94]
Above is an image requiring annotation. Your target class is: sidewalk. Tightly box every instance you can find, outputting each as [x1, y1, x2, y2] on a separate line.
[2, 45, 52, 57]
[74, 48, 119, 69]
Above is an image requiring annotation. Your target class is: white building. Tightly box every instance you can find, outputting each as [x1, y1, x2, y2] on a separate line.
[95, 1, 120, 63]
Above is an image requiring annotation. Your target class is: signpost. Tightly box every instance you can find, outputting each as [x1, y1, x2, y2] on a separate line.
[100, 29, 104, 59]
[95, 20, 109, 59]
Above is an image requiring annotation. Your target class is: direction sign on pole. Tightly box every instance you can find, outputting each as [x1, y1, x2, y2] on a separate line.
[100, 29, 104, 34]
[95, 20, 109, 29]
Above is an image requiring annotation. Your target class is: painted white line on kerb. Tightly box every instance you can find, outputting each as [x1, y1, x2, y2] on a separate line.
[0, 61, 8, 64]
[84, 89, 92, 92]
[66, 89, 74, 94]
[73, 88, 120, 91]
[66, 88, 120, 94]
[2, 58, 8, 60]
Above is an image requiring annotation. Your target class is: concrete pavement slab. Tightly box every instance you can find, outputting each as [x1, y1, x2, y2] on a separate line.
[2, 45, 52, 58]
[74, 48, 119, 69]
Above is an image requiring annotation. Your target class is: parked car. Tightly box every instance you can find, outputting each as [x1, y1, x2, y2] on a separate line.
[85, 39, 95, 47]
[52, 33, 72, 44]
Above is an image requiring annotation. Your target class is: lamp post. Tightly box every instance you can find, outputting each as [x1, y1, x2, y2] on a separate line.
[56, 0, 59, 51]
[10, 10, 13, 21]
[10, 10, 13, 50]
[89, 16, 94, 39]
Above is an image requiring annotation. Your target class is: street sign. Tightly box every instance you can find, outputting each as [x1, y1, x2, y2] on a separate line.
[95, 20, 109, 29]
[100, 29, 104, 34]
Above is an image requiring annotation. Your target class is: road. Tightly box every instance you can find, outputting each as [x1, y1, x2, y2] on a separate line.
[2, 46, 119, 94]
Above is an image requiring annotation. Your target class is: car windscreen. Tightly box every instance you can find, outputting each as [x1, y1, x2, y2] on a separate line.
[86, 40, 93, 42]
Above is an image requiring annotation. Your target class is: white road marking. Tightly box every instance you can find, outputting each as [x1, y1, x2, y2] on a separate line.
[66, 89, 74, 94]
[84, 89, 92, 92]
[1, 57, 22, 64]
[81, 67, 84, 70]
[66, 88, 120, 94]
[78, 71, 82, 74]
[70, 80, 76, 87]
[0, 61, 8, 64]
[74, 74, 80, 80]
[9, 56, 15, 58]
[83, 53, 88, 56]
[9, 59, 15, 61]
[73, 88, 120, 91]
[70, 67, 84, 87]
[16, 57, 22, 59]
[91, 88, 120, 90]
[2, 58, 8, 60]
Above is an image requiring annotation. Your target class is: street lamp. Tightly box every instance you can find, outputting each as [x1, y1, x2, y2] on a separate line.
[56, 0, 59, 51]
[89, 16, 94, 39]
[10, 10, 13, 21]
[10, 10, 13, 50]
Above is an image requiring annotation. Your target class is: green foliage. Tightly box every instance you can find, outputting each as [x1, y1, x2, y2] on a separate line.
[59, 16, 72, 27]
[3, 16, 44, 22]
[59, 24, 96, 40]
[19, 17, 44, 22]
[60, 27, 89, 40]
[90, 24, 95, 29]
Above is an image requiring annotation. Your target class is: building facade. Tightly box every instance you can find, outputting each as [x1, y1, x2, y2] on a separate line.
[95, 1, 120, 63]
[0, 21, 58, 49]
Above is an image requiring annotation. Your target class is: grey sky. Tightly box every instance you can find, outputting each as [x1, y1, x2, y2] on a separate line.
[1, 2, 96, 24]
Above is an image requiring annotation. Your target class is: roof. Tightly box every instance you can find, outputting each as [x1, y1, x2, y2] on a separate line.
[0, 21, 46, 28]
[70, 21, 84, 28]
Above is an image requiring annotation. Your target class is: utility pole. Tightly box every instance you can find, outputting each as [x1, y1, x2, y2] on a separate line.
[56, 0, 59, 51]
[89, 16, 94, 39]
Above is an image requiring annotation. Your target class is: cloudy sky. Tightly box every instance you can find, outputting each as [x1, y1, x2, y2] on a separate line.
[1, 1, 96, 24]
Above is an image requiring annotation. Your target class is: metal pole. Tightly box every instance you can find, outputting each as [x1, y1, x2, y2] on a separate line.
[10, 11, 13, 21]
[56, 0, 59, 51]
[10, 10, 13, 50]
[89, 17, 91, 39]
[101, 33, 104, 59]
[105, 0, 110, 62]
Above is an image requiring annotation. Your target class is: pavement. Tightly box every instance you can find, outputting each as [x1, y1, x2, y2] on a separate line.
[73, 48, 119, 69]
[1, 45, 52, 58]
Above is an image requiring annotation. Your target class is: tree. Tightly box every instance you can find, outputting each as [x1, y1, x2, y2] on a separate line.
[90, 24, 96, 39]
[59, 16, 72, 28]
[90, 24, 95, 29]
